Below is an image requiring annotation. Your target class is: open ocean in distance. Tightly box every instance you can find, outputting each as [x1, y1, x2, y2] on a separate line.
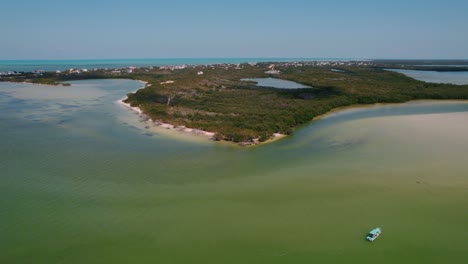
[0, 58, 358, 72]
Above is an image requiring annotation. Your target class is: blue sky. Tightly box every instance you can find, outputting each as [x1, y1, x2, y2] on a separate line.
[2, 0, 468, 59]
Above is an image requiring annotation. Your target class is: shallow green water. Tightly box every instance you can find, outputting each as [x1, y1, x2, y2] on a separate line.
[1, 80, 467, 263]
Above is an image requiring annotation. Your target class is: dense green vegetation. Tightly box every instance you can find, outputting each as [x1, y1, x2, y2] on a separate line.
[2, 63, 468, 143]
[124, 64, 468, 142]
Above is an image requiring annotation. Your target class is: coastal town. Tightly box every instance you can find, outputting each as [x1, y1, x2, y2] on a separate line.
[4, 59, 467, 82]
[0, 60, 377, 79]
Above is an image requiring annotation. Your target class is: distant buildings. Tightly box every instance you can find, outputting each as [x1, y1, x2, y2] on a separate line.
[265, 64, 280, 74]
[127, 66, 136, 73]
[0, 60, 375, 80]
[67, 68, 82, 74]
[0, 71, 18, 76]
[265, 69, 280, 74]
[159, 65, 187, 71]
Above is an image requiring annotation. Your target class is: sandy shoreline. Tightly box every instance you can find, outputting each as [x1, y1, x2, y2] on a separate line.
[117, 80, 287, 145]
[117, 80, 217, 139]
[117, 99, 217, 138]
[3, 80, 466, 146]
[312, 99, 468, 122]
[118, 83, 467, 146]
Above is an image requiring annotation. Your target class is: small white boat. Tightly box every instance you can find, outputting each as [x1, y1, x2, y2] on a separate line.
[366, 227, 382, 241]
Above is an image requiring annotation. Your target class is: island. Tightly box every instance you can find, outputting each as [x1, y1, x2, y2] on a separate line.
[2, 60, 468, 145]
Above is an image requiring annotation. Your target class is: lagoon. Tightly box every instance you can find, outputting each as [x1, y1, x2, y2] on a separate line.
[241, 77, 311, 89]
[388, 68, 468, 85]
[1, 79, 467, 263]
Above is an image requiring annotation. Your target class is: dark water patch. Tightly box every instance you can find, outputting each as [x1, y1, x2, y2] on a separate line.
[57, 103, 81, 109]
[326, 137, 367, 151]
[57, 119, 73, 125]
[6, 97, 28, 105]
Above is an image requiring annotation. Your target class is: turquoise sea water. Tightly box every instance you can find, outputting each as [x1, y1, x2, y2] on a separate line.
[0, 58, 354, 72]
[1, 72, 467, 263]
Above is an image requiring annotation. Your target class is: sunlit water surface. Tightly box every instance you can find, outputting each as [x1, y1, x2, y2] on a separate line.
[388, 69, 468, 85]
[1, 79, 467, 263]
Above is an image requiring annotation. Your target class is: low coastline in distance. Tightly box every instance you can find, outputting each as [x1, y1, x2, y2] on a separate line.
[1, 58, 468, 73]
[0, 58, 366, 73]
[2, 59, 468, 146]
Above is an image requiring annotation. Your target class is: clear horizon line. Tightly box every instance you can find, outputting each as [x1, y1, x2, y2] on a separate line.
[1, 57, 468, 61]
